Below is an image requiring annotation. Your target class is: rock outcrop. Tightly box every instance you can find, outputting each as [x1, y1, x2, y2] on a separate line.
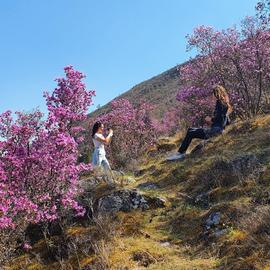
[97, 189, 165, 214]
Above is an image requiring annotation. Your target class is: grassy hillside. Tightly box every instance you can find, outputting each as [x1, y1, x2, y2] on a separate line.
[80, 65, 181, 161]
[89, 65, 180, 120]
[6, 114, 270, 270]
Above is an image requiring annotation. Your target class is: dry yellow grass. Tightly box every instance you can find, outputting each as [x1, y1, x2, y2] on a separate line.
[4, 115, 270, 270]
[227, 229, 247, 242]
[109, 236, 218, 270]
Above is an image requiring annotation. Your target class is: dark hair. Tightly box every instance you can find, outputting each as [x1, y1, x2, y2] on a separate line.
[92, 122, 102, 137]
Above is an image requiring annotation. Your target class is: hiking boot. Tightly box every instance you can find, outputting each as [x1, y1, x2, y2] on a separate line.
[166, 153, 186, 161]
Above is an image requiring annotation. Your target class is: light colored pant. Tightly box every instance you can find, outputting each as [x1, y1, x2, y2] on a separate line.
[92, 148, 114, 183]
[92, 148, 110, 169]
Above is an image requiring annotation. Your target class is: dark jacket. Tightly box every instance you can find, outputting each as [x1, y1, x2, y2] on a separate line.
[211, 100, 229, 129]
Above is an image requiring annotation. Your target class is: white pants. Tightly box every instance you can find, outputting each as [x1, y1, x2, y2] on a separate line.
[92, 148, 113, 183]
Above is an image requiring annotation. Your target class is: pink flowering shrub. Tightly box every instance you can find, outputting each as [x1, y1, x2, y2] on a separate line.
[91, 99, 158, 169]
[176, 87, 215, 127]
[0, 66, 94, 229]
[256, 0, 270, 26]
[152, 109, 181, 136]
[44, 66, 95, 132]
[177, 14, 270, 122]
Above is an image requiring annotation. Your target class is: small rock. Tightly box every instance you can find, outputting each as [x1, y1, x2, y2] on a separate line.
[144, 232, 151, 238]
[132, 251, 156, 267]
[205, 212, 221, 230]
[160, 241, 171, 247]
[137, 182, 160, 190]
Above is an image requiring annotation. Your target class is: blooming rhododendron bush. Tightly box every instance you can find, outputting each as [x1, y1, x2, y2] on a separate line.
[0, 66, 95, 232]
[176, 87, 215, 127]
[152, 108, 182, 136]
[256, 0, 270, 25]
[87, 98, 181, 171]
[87, 98, 180, 171]
[176, 14, 270, 124]
[91, 98, 159, 170]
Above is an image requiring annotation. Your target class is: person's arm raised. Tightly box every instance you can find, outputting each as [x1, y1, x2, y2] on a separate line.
[95, 130, 113, 145]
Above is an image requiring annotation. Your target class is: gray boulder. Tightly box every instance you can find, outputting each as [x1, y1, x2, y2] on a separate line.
[97, 189, 165, 214]
[205, 212, 221, 230]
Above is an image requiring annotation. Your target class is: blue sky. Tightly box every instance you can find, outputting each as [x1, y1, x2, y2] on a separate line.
[0, 0, 258, 114]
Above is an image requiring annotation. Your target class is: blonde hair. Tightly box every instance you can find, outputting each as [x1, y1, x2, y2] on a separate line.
[213, 85, 233, 114]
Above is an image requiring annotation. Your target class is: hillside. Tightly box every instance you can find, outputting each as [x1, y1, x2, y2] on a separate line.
[89, 65, 180, 120]
[6, 114, 270, 270]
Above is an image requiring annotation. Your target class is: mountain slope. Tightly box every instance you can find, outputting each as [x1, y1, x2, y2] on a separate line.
[89, 65, 180, 119]
[7, 114, 270, 270]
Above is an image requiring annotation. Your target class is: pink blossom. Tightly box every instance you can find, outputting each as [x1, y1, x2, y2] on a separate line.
[177, 14, 270, 120]
[0, 66, 94, 229]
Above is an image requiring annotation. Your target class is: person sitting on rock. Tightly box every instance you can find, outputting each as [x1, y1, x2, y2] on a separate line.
[92, 121, 115, 185]
[167, 85, 233, 161]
